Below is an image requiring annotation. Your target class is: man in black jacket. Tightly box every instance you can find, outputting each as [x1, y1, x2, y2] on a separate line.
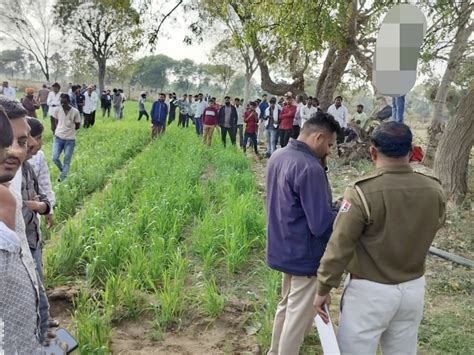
[218, 96, 238, 147]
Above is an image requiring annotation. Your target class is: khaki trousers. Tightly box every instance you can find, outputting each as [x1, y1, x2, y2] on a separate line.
[268, 273, 317, 355]
[338, 275, 425, 355]
[203, 124, 215, 146]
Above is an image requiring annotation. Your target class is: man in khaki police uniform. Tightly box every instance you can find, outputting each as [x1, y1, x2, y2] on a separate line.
[314, 122, 446, 355]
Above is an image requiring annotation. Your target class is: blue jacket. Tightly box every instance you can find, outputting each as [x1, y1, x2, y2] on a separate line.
[266, 140, 337, 276]
[151, 100, 168, 125]
[259, 101, 269, 119]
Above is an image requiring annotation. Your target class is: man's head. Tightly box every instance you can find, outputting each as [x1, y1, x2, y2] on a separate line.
[198, 93, 203, 101]
[0, 96, 29, 182]
[249, 101, 257, 111]
[3, 81, 8, 88]
[313, 97, 320, 107]
[307, 97, 313, 107]
[183, 94, 187, 99]
[159, 93, 166, 102]
[262, 94, 267, 102]
[224, 96, 231, 105]
[60, 93, 71, 109]
[26, 118, 44, 159]
[42, 84, 47, 89]
[141, 93, 147, 99]
[296, 94, 304, 104]
[269, 97, 277, 107]
[87, 85, 93, 94]
[0, 109, 15, 184]
[286, 93, 293, 104]
[209, 98, 216, 106]
[370, 122, 412, 167]
[234, 97, 240, 106]
[25, 88, 34, 96]
[334, 96, 342, 107]
[52, 82, 61, 93]
[298, 112, 341, 159]
[113, 88, 118, 94]
[357, 104, 364, 113]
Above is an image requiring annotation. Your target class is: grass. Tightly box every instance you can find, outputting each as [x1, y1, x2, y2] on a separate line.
[40, 105, 472, 353]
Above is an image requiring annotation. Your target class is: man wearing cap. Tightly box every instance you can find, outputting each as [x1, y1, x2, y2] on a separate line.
[314, 122, 446, 355]
[47, 83, 62, 133]
[21, 88, 40, 118]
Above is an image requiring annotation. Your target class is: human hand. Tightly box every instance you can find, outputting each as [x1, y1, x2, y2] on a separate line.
[45, 214, 54, 229]
[313, 293, 331, 324]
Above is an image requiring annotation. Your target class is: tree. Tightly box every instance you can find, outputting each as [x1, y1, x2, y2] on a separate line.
[0, 48, 26, 79]
[133, 55, 177, 91]
[433, 87, 474, 205]
[50, 52, 69, 82]
[55, 0, 142, 92]
[423, 1, 473, 167]
[0, 0, 58, 81]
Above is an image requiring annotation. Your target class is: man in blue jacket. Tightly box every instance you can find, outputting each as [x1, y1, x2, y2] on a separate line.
[150, 93, 168, 139]
[218, 96, 238, 147]
[266, 112, 341, 355]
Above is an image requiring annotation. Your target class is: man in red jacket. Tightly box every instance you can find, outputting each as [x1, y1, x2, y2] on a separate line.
[279, 94, 297, 148]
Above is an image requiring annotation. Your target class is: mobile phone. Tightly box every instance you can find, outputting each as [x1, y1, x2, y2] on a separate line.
[42, 328, 78, 354]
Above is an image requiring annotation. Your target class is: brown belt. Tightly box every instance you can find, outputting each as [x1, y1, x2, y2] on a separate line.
[350, 273, 365, 280]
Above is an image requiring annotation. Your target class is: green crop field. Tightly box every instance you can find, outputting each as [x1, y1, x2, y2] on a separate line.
[39, 101, 472, 354]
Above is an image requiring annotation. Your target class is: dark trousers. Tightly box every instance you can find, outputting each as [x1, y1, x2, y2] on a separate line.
[292, 125, 300, 139]
[102, 106, 111, 117]
[138, 110, 149, 121]
[178, 113, 188, 127]
[221, 126, 236, 147]
[237, 124, 244, 147]
[337, 127, 346, 144]
[84, 111, 96, 128]
[193, 117, 203, 136]
[243, 132, 258, 154]
[41, 103, 48, 118]
[279, 128, 292, 148]
[168, 112, 176, 125]
[50, 116, 57, 133]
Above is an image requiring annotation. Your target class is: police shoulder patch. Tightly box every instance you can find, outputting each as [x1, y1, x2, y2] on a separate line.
[340, 200, 352, 213]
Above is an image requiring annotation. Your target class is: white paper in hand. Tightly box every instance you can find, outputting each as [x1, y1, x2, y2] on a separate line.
[314, 305, 341, 355]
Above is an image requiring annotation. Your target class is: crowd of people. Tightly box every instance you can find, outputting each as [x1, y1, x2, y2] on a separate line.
[0, 77, 446, 355]
[144, 90, 375, 159]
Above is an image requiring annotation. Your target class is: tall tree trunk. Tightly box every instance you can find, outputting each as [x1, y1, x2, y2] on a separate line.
[424, 5, 473, 167]
[433, 87, 474, 205]
[244, 71, 251, 104]
[316, 47, 352, 111]
[97, 57, 107, 93]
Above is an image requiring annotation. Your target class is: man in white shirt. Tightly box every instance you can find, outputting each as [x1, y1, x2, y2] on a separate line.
[300, 97, 318, 128]
[193, 93, 207, 136]
[83, 85, 98, 128]
[52, 94, 81, 181]
[235, 97, 245, 147]
[292, 94, 305, 139]
[46, 82, 62, 133]
[1, 81, 16, 99]
[327, 95, 349, 144]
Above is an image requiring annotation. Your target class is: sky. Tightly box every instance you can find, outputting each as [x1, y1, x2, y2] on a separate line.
[139, 4, 214, 64]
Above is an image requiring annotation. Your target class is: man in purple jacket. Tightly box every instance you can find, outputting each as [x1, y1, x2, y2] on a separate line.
[266, 112, 341, 355]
